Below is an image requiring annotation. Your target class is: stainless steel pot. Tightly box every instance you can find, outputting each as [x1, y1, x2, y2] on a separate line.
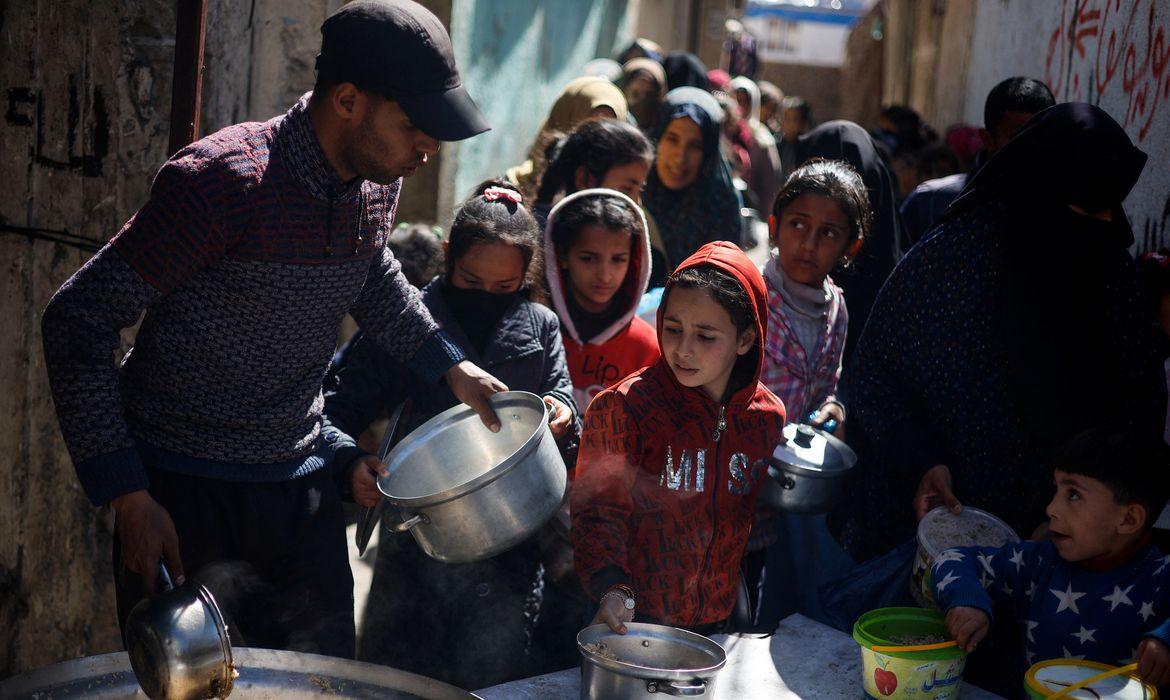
[757, 423, 857, 514]
[123, 562, 235, 700]
[577, 623, 726, 699]
[378, 391, 568, 563]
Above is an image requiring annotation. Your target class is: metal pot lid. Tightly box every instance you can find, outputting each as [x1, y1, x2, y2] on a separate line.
[770, 423, 857, 477]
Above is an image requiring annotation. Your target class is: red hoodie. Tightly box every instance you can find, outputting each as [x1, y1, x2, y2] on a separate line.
[570, 241, 787, 628]
[545, 189, 660, 415]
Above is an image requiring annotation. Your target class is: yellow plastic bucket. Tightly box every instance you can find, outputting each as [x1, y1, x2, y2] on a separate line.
[1025, 659, 1157, 699]
[853, 607, 967, 699]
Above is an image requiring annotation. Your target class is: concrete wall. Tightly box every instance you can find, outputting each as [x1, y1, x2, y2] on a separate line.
[441, 0, 634, 220]
[838, 4, 884, 130]
[962, 0, 1170, 252]
[0, 0, 179, 675]
[882, 0, 1170, 252]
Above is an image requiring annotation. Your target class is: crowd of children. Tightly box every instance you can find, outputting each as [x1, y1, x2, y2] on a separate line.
[321, 35, 1170, 696]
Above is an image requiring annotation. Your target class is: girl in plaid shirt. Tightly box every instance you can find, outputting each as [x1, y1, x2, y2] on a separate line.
[753, 159, 872, 628]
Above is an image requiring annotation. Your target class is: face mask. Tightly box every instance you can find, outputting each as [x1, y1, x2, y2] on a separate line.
[441, 283, 519, 351]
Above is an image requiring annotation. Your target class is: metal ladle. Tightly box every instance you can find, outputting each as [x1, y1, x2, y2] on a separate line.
[124, 561, 235, 700]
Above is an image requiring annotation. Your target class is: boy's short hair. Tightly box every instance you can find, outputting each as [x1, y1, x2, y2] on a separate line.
[1049, 425, 1170, 527]
[983, 77, 1055, 133]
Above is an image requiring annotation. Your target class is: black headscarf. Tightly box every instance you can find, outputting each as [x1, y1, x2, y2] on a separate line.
[642, 87, 742, 271]
[663, 52, 708, 91]
[795, 120, 905, 367]
[951, 103, 1156, 444]
[944, 102, 1147, 221]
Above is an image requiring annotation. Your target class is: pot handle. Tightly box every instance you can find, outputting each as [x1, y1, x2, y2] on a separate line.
[756, 458, 796, 490]
[647, 679, 707, 696]
[388, 513, 429, 533]
[157, 560, 175, 593]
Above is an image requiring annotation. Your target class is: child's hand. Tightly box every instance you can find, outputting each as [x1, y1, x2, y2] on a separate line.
[945, 606, 990, 652]
[349, 455, 388, 508]
[1137, 638, 1170, 687]
[591, 589, 635, 634]
[810, 401, 845, 437]
[914, 464, 962, 521]
[543, 396, 574, 441]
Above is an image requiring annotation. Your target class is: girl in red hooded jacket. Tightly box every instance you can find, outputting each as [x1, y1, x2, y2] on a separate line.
[570, 241, 787, 633]
[545, 188, 660, 418]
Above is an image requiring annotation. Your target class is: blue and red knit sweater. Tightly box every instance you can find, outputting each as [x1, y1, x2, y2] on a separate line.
[42, 94, 464, 506]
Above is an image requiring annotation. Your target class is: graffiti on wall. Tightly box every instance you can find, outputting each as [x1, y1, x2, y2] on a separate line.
[4, 75, 109, 177]
[1045, 0, 1170, 143]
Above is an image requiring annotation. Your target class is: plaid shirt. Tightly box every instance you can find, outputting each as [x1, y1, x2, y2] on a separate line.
[760, 275, 848, 421]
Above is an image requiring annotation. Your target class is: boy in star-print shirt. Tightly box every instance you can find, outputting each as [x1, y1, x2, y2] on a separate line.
[932, 426, 1170, 687]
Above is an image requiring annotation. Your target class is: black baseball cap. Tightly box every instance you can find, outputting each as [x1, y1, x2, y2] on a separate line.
[316, 0, 490, 141]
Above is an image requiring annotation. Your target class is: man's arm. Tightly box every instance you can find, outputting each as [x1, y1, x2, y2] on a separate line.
[348, 226, 504, 429]
[42, 154, 235, 505]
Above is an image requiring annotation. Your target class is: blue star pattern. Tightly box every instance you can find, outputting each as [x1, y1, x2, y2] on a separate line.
[932, 540, 1170, 677]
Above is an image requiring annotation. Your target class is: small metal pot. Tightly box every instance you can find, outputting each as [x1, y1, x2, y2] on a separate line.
[124, 562, 235, 700]
[577, 623, 726, 698]
[378, 391, 568, 563]
[757, 423, 857, 514]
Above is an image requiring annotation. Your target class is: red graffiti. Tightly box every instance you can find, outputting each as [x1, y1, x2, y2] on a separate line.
[1045, 0, 1170, 141]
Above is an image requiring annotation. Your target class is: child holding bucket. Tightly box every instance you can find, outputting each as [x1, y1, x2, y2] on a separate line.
[323, 180, 577, 688]
[570, 241, 787, 634]
[931, 426, 1170, 686]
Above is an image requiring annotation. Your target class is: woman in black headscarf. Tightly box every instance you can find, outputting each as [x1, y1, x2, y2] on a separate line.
[642, 87, 742, 283]
[662, 51, 709, 91]
[840, 103, 1166, 562]
[794, 121, 904, 370]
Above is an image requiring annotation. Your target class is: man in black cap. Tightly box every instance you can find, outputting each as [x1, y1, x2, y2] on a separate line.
[42, 0, 497, 658]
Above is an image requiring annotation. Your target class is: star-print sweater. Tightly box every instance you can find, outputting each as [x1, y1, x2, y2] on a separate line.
[932, 539, 1170, 674]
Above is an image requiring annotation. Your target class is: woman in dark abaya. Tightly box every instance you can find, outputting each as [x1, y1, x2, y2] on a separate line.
[840, 103, 1167, 563]
[642, 87, 742, 282]
[793, 121, 905, 370]
[662, 51, 709, 91]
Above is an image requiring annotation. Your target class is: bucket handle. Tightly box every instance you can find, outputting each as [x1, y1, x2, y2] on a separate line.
[388, 513, 429, 533]
[647, 679, 707, 696]
[1046, 663, 1139, 699]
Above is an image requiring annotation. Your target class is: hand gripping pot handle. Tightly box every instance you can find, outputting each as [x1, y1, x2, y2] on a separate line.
[388, 513, 429, 533]
[647, 679, 707, 696]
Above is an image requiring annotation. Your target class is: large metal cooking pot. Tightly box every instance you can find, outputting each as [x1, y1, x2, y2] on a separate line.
[378, 391, 567, 563]
[0, 648, 478, 699]
[757, 423, 857, 514]
[577, 623, 726, 698]
[123, 562, 234, 700]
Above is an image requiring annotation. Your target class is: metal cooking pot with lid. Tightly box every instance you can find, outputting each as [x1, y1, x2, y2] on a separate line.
[577, 623, 726, 698]
[124, 561, 235, 700]
[378, 391, 568, 563]
[757, 423, 857, 514]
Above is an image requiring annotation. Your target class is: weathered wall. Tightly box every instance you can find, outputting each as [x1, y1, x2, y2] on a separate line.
[0, 0, 179, 675]
[880, 0, 976, 130]
[838, 3, 884, 129]
[883, 0, 1170, 252]
[442, 0, 634, 220]
[756, 63, 843, 125]
[963, 0, 1170, 251]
